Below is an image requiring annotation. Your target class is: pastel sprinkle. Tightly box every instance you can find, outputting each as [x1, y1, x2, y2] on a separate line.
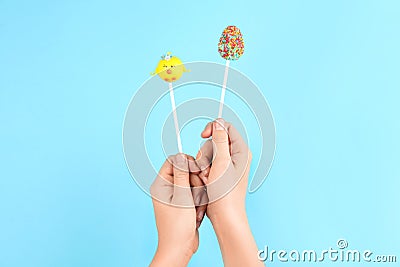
[218, 25, 244, 60]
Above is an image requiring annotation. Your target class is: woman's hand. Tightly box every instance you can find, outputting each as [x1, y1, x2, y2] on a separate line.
[195, 119, 264, 267]
[149, 153, 207, 267]
[196, 119, 252, 218]
[149, 119, 263, 267]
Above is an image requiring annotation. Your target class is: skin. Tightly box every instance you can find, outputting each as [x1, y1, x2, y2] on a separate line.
[198, 119, 264, 267]
[150, 119, 264, 267]
[149, 154, 207, 267]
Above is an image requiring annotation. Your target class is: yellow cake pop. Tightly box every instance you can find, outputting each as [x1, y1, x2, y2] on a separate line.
[151, 52, 189, 82]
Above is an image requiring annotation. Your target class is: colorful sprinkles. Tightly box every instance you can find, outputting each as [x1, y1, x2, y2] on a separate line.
[218, 25, 244, 60]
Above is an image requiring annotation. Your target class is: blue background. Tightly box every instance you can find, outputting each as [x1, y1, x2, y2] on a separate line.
[1, 0, 399, 266]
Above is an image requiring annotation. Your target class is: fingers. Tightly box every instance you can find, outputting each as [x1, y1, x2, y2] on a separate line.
[212, 119, 231, 162]
[187, 155, 208, 228]
[224, 122, 251, 167]
[190, 174, 208, 207]
[158, 157, 175, 183]
[195, 140, 213, 183]
[188, 155, 208, 206]
[190, 174, 208, 229]
[150, 158, 174, 204]
[171, 153, 190, 187]
[170, 154, 194, 207]
[201, 122, 213, 138]
[202, 119, 250, 168]
[151, 153, 210, 208]
[195, 204, 207, 229]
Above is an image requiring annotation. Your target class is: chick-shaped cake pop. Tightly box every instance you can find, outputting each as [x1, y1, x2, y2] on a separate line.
[151, 52, 189, 82]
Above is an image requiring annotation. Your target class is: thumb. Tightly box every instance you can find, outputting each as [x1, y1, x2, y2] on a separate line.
[212, 119, 230, 162]
[171, 154, 193, 207]
[172, 153, 190, 187]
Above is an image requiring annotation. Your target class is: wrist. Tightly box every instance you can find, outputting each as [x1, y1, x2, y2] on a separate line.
[207, 200, 246, 224]
[151, 245, 193, 267]
[209, 207, 248, 233]
[207, 204, 263, 267]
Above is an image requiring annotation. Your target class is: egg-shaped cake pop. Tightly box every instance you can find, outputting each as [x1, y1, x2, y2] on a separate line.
[151, 52, 189, 83]
[218, 26, 244, 60]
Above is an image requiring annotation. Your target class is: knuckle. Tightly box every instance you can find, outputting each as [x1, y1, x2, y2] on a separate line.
[174, 171, 189, 181]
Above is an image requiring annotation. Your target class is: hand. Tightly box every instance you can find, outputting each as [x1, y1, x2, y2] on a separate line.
[196, 119, 252, 217]
[195, 119, 264, 267]
[149, 153, 207, 267]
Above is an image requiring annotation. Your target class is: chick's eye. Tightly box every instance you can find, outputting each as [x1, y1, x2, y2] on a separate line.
[163, 65, 168, 68]
[170, 65, 174, 68]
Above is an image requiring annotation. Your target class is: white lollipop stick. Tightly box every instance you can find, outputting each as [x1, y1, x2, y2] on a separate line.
[218, 60, 230, 118]
[168, 82, 183, 153]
